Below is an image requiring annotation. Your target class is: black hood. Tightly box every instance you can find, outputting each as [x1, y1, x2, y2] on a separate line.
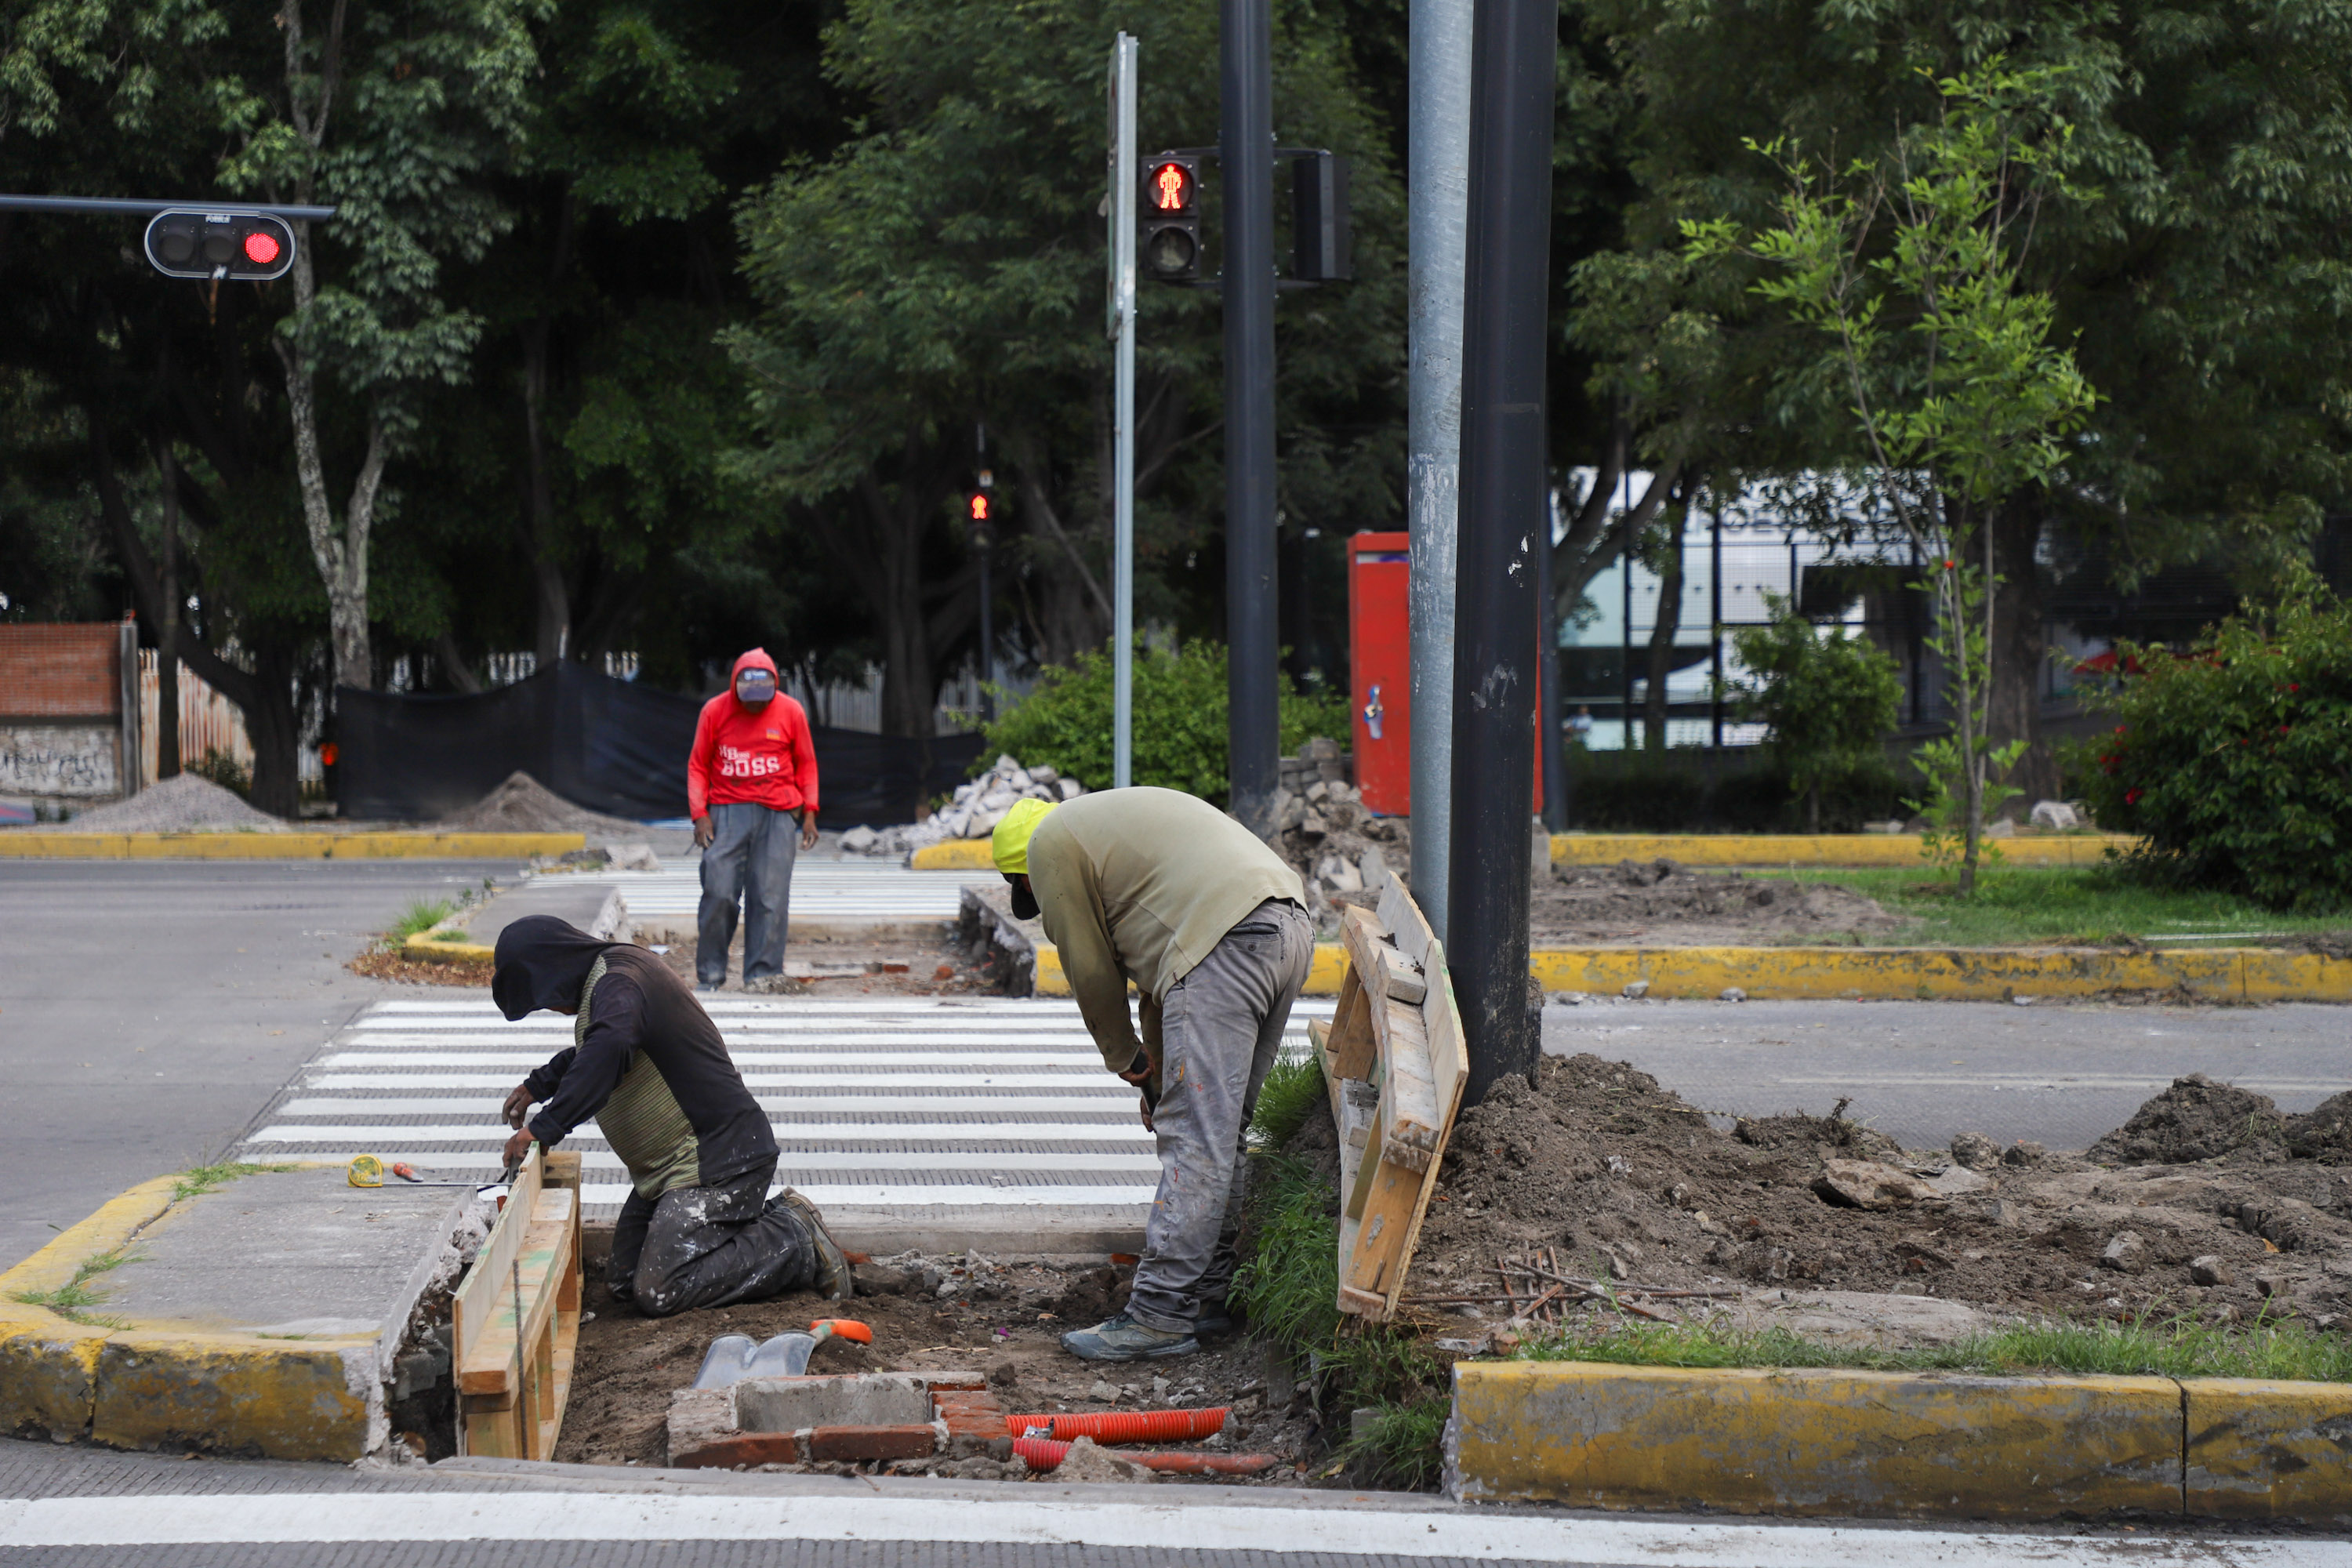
[492, 914, 619, 1020]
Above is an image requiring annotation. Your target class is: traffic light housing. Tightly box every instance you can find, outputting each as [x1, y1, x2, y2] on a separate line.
[1292, 152, 1350, 281]
[142, 209, 297, 281]
[1140, 154, 1200, 283]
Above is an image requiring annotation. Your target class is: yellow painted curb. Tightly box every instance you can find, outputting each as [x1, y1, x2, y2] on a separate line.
[1552, 832, 2136, 868]
[0, 831, 585, 860]
[403, 929, 495, 965]
[0, 1174, 180, 1440]
[910, 840, 996, 871]
[2184, 1377, 2352, 1523]
[1450, 1360, 2184, 1519]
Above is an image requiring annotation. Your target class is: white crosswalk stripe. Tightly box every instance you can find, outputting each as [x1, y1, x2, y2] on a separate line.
[231, 994, 1334, 1232]
[547, 856, 981, 925]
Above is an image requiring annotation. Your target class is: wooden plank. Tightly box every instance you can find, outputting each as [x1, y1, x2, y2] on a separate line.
[454, 1149, 543, 1371]
[1377, 879, 1436, 971]
[1341, 905, 1428, 1008]
[1374, 1001, 1440, 1172]
[456, 1187, 577, 1396]
[1325, 967, 1376, 1080]
[1341, 1157, 1428, 1307]
[1421, 937, 1465, 1118]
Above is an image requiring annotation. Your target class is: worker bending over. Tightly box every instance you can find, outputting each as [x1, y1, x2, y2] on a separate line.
[688, 648, 820, 989]
[492, 914, 850, 1317]
[993, 789, 1312, 1361]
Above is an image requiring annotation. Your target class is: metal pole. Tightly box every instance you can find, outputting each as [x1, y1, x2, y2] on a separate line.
[0, 194, 336, 220]
[1536, 493, 1566, 829]
[1221, 0, 1279, 834]
[1621, 502, 1634, 750]
[1407, 0, 1473, 935]
[1710, 504, 1723, 748]
[1447, 0, 1555, 1109]
[1112, 34, 1139, 789]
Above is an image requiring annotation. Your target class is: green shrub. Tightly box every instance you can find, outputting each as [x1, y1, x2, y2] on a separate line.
[1568, 753, 1906, 832]
[979, 641, 1350, 803]
[187, 747, 252, 799]
[2078, 570, 2352, 910]
[1727, 597, 1905, 832]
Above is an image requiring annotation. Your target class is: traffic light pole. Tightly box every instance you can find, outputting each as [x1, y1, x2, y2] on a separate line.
[0, 195, 335, 220]
[1110, 34, 1139, 789]
[1221, 0, 1279, 837]
[1448, 0, 1556, 1107]
[1407, 0, 1475, 939]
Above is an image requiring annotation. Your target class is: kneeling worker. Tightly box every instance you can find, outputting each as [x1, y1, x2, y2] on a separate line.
[993, 789, 1312, 1361]
[491, 914, 851, 1316]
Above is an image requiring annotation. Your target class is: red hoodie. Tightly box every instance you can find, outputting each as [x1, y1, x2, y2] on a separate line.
[687, 648, 819, 819]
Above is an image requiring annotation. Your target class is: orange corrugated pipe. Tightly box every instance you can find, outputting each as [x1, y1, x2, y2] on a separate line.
[1003, 1406, 1226, 1443]
[1012, 1437, 1279, 1476]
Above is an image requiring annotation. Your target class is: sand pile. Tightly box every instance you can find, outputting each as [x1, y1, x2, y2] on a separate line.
[436, 771, 648, 837]
[47, 774, 286, 832]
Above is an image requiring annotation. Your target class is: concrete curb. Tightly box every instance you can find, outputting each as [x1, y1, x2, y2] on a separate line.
[0, 1168, 389, 1462]
[1552, 832, 2136, 867]
[909, 840, 995, 871]
[1033, 941, 2347, 1002]
[0, 831, 585, 859]
[1446, 1359, 2352, 1523]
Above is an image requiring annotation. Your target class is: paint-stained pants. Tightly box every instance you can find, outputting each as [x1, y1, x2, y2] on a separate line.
[1125, 898, 1314, 1334]
[698, 801, 800, 985]
[607, 1161, 818, 1318]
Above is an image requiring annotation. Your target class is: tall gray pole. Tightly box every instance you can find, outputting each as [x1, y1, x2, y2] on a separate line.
[1407, 0, 1472, 935]
[1110, 34, 1139, 788]
[1221, 0, 1279, 836]
[1448, 0, 1555, 1108]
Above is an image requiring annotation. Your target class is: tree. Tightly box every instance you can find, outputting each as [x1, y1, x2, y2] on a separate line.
[1688, 66, 2098, 891]
[1728, 593, 1903, 832]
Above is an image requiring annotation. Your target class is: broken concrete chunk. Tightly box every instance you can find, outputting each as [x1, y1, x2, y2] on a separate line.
[1621, 980, 1650, 1000]
[2002, 1142, 2047, 1168]
[1813, 1159, 1940, 1210]
[2190, 1254, 2233, 1287]
[1948, 1131, 2002, 1171]
[2100, 1232, 2147, 1273]
[1719, 987, 1747, 1002]
[1918, 1164, 1991, 1198]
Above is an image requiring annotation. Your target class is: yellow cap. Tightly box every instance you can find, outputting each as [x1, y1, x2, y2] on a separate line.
[991, 797, 1058, 876]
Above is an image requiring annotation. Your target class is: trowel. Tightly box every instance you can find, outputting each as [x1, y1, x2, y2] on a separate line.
[691, 1319, 873, 1389]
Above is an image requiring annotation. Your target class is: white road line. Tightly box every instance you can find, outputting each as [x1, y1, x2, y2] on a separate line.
[274, 1148, 1163, 1174]
[313, 1058, 1109, 1082]
[0, 1490, 2329, 1566]
[569, 1185, 1147, 1207]
[253, 1123, 1150, 1145]
[340, 1036, 1112, 1053]
[276, 1096, 1138, 1116]
[300, 1073, 1138, 1091]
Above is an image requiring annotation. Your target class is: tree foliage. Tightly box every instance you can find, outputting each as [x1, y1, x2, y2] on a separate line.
[1727, 593, 1904, 833]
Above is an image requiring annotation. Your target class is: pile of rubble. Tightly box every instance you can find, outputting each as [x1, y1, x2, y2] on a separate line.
[1268, 740, 1408, 924]
[837, 755, 1087, 857]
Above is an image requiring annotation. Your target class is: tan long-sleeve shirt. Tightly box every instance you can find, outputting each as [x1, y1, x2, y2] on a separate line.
[1026, 787, 1305, 1071]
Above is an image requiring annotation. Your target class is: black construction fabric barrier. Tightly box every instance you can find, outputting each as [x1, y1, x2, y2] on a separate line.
[336, 662, 986, 827]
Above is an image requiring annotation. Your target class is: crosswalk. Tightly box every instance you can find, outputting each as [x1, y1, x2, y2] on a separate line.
[232, 995, 1334, 1238]
[547, 857, 978, 929]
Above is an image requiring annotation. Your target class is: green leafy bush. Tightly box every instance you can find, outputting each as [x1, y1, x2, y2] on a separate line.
[1727, 596, 1905, 832]
[979, 641, 1351, 804]
[1567, 752, 1905, 832]
[2077, 570, 2352, 910]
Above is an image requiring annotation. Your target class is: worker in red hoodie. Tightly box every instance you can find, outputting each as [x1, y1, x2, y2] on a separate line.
[688, 649, 820, 989]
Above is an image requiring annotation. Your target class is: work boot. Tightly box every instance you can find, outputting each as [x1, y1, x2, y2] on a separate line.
[1060, 1312, 1198, 1362]
[778, 1188, 853, 1301]
[1192, 1306, 1236, 1341]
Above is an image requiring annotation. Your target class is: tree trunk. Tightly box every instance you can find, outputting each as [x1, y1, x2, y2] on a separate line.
[1987, 495, 2055, 811]
[518, 316, 571, 667]
[154, 441, 181, 781]
[241, 643, 303, 819]
[1642, 496, 1686, 752]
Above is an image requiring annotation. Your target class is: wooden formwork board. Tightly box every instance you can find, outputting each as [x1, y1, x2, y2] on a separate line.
[453, 1149, 583, 1460]
[1322, 867, 1469, 1319]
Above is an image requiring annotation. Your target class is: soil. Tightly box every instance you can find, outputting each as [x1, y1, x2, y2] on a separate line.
[1290, 1054, 2352, 1339]
[39, 773, 288, 832]
[435, 771, 652, 838]
[554, 1253, 1324, 1481]
[1528, 858, 1904, 946]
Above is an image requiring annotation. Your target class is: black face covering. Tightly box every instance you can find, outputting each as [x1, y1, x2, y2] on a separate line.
[1006, 874, 1040, 921]
[492, 914, 619, 1020]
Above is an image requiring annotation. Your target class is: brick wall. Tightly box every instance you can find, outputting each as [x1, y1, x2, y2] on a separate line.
[0, 623, 122, 718]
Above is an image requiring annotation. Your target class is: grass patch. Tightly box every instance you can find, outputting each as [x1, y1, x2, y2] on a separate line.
[389, 898, 457, 942]
[170, 1161, 296, 1203]
[427, 927, 475, 944]
[1763, 865, 2352, 947]
[1523, 1309, 2352, 1383]
[7, 1243, 140, 1327]
[1248, 1052, 1327, 1151]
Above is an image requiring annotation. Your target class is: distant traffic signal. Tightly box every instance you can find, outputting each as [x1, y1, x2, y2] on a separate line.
[1140, 154, 1200, 283]
[1291, 152, 1350, 281]
[142, 209, 297, 281]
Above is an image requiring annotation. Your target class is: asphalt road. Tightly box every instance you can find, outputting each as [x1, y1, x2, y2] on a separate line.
[1545, 994, 2352, 1154]
[0, 858, 513, 1272]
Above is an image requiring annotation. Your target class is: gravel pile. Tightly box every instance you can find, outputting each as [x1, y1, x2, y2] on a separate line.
[436, 771, 649, 837]
[43, 774, 287, 832]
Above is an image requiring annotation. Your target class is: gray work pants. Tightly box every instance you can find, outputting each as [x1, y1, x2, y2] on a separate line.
[1125, 898, 1314, 1334]
[698, 801, 800, 985]
[607, 1161, 817, 1318]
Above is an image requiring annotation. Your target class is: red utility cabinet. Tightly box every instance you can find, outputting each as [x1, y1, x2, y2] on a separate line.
[1346, 529, 1544, 819]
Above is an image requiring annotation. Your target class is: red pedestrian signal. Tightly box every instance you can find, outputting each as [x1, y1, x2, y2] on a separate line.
[1140, 153, 1201, 283]
[142, 209, 297, 281]
[1149, 161, 1193, 214]
[969, 493, 990, 523]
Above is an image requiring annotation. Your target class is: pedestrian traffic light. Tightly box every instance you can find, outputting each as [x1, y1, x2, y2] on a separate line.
[1292, 152, 1351, 281]
[1140, 154, 1200, 283]
[141, 209, 298, 281]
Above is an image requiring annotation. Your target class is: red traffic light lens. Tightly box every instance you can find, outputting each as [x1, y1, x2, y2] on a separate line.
[243, 231, 281, 266]
[969, 495, 990, 522]
[1149, 161, 1193, 213]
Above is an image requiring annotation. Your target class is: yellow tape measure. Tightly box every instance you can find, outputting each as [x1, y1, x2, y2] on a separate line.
[347, 1154, 385, 1189]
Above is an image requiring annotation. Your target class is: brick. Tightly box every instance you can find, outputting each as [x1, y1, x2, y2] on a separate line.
[666, 1432, 803, 1470]
[807, 1424, 937, 1463]
[0, 625, 121, 718]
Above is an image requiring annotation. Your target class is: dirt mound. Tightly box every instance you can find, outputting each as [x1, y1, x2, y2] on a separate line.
[436, 771, 648, 837]
[1532, 858, 1901, 946]
[2089, 1074, 2291, 1167]
[53, 773, 286, 832]
[2290, 1091, 2352, 1163]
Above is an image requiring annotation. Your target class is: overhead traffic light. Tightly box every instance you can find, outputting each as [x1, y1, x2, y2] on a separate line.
[1140, 154, 1200, 283]
[141, 209, 297, 281]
